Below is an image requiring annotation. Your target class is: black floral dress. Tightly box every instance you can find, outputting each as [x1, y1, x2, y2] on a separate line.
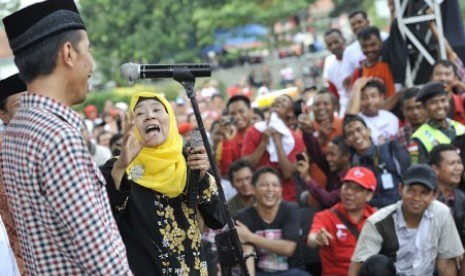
[101, 158, 227, 276]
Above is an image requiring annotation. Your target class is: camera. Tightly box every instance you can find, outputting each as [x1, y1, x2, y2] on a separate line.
[222, 116, 235, 125]
[296, 152, 305, 162]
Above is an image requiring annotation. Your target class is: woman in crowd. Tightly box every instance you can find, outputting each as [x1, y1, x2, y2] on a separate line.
[100, 91, 226, 275]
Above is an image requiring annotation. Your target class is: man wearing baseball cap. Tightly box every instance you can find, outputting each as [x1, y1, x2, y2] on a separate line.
[349, 164, 464, 276]
[409, 81, 465, 164]
[307, 166, 377, 276]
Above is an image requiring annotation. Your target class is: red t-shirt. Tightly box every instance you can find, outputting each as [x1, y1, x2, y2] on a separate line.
[241, 126, 305, 202]
[309, 203, 376, 276]
[218, 130, 247, 176]
[451, 93, 465, 126]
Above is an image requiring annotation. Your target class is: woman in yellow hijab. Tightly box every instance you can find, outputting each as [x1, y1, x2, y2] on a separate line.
[100, 92, 226, 276]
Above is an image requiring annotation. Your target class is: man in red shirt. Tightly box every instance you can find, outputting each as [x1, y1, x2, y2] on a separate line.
[242, 95, 305, 202]
[430, 59, 465, 125]
[217, 95, 254, 176]
[307, 166, 377, 276]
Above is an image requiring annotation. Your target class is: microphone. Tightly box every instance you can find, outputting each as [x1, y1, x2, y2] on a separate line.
[120, 62, 211, 81]
[187, 130, 203, 208]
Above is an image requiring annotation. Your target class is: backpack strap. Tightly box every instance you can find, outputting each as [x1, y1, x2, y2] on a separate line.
[374, 209, 399, 262]
[331, 209, 360, 239]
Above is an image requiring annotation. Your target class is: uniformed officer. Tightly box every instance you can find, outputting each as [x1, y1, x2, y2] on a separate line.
[409, 81, 465, 163]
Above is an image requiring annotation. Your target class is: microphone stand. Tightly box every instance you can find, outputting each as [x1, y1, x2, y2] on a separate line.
[173, 68, 250, 276]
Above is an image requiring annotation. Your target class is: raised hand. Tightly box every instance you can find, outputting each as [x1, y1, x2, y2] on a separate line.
[298, 101, 314, 134]
[115, 112, 148, 170]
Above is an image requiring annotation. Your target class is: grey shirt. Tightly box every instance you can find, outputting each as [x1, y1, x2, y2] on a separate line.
[352, 200, 464, 276]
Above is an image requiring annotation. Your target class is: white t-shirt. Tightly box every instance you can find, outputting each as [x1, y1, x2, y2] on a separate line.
[359, 110, 399, 145]
[0, 216, 20, 276]
[324, 55, 352, 114]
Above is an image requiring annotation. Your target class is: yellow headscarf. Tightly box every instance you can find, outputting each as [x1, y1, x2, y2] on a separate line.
[126, 91, 187, 197]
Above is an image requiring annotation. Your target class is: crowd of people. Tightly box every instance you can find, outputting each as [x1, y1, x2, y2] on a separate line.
[1, 0, 465, 275]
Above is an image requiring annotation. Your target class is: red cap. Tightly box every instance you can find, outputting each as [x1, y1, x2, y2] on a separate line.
[178, 122, 193, 135]
[342, 167, 377, 191]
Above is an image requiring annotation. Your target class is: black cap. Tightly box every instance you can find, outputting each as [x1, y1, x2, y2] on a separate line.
[0, 74, 26, 101]
[416, 81, 447, 103]
[402, 164, 437, 190]
[2, 0, 86, 55]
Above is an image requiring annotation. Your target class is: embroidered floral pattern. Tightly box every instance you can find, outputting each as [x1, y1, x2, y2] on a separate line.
[128, 164, 144, 181]
[154, 193, 207, 275]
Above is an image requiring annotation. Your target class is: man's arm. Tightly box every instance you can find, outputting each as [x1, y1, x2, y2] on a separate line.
[271, 131, 296, 179]
[437, 258, 458, 276]
[348, 262, 363, 276]
[242, 128, 268, 168]
[236, 220, 297, 257]
[43, 133, 131, 274]
[242, 243, 256, 276]
[346, 77, 370, 115]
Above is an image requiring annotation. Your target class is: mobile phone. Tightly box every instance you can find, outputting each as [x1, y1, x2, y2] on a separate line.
[296, 152, 305, 162]
[222, 116, 235, 125]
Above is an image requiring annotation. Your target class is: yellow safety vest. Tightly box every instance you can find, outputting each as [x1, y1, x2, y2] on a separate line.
[411, 120, 465, 152]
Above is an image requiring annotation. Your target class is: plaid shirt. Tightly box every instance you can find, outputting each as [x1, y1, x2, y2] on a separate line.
[397, 122, 416, 151]
[0, 93, 131, 275]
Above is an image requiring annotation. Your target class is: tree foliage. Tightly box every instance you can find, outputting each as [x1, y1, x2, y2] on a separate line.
[0, 0, 20, 29]
[79, 0, 313, 85]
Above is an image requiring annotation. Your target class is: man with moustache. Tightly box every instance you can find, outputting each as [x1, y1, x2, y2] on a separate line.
[409, 82, 465, 164]
[217, 95, 254, 176]
[349, 27, 396, 98]
[430, 144, 465, 245]
[430, 59, 465, 125]
[235, 167, 309, 276]
[1, 0, 131, 274]
[302, 89, 343, 190]
[307, 167, 377, 276]
[397, 87, 427, 151]
[227, 159, 256, 217]
[323, 29, 350, 113]
[346, 78, 399, 145]
[341, 11, 389, 78]
[242, 95, 305, 202]
[349, 164, 464, 276]
[297, 133, 351, 208]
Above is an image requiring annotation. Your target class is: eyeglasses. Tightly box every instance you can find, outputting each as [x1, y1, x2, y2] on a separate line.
[342, 183, 368, 193]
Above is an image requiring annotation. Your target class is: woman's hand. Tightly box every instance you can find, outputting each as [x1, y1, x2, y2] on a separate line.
[187, 146, 210, 178]
[112, 112, 148, 190]
[115, 112, 147, 169]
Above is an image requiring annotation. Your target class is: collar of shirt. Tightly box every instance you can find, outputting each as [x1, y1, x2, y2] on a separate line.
[335, 202, 374, 225]
[427, 118, 453, 131]
[21, 93, 82, 131]
[437, 190, 455, 209]
[395, 201, 434, 232]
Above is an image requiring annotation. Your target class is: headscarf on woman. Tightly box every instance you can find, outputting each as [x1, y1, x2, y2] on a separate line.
[126, 91, 187, 197]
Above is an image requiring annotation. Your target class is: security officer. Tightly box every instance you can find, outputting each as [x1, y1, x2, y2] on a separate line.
[409, 81, 465, 163]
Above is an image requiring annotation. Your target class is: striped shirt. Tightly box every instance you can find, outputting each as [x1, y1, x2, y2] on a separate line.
[0, 93, 131, 275]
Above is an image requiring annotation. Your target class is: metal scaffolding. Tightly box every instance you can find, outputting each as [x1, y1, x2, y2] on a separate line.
[394, 0, 446, 86]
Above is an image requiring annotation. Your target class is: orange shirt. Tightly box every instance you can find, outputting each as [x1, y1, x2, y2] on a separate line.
[308, 117, 343, 193]
[350, 61, 396, 98]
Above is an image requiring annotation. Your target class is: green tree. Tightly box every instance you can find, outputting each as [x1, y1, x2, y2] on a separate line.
[0, 0, 20, 28]
[80, 0, 201, 85]
[193, 0, 312, 47]
[79, 0, 314, 85]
